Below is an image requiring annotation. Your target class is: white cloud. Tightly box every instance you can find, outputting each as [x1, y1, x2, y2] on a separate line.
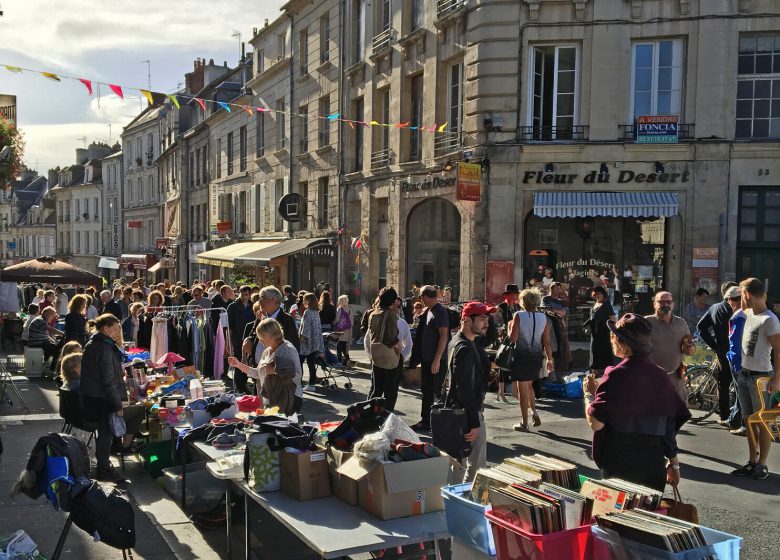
[21, 122, 120, 172]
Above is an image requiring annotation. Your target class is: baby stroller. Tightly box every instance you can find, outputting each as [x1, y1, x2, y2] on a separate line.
[315, 332, 360, 391]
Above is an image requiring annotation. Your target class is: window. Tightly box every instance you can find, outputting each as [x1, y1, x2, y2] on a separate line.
[148, 175, 154, 202]
[94, 232, 99, 253]
[277, 32, 286, 60]
[353, 0, 366, 64]
[319, 96, 330, 147]
[94, 197, 99, 218]
[274, 179, 285, 231]
[447, 61, 464, 145]
[85, 230, 90, 253]
[190, 152, 195, 186]
[381, 88, 390, 151]
[530, 45, 578, 140]
[409, 75, 423, 161]
[239, 125, 247, 172]
[378, 250, 388, 289]
[320, 15, 330, 63]
[227, 131, 234, 175]
[410, 0, 423, 32]
[277, 100, 286, 148]
[76, 231, 81, 253]
[736, 34, 780, 139]
[299, 104, 309, 152]
[147, 133, 154, 162]
[256, 50, 265, 74]
[353, 97, 364, 171]
[299, 181, 309, 228]
[738, 188, 780, 243]
[318, 177, 329, 228]
[84, 198, 89, 217]
[631, 40, 683, 119]
[379, 0, 391, 32]
[256, 112, 266, 157]
[216, 138, 222, 178]
[127, 179, 133, 203]
[139, 177, 145, 203]
[75, 199, 80, 216]
[136, 138, 142, 164]
[299, 29, 309, 74]
[201, 146, 207, 183]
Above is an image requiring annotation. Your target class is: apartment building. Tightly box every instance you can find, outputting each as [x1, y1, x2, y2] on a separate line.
[8, 172, 53, 263]
[100, 150, 123, 282]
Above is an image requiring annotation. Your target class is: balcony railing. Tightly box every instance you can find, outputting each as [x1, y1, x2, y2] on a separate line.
[619, 123, 694, 141]
[519, 125, 589, 142]
[437, 0, 465, 19]
[371, 148, 392, 169]
[372, 28, 393, 57]
[434, 132, 462, 156]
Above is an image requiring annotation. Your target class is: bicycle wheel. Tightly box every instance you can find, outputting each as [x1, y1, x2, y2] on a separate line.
[685, 364, 721, 423]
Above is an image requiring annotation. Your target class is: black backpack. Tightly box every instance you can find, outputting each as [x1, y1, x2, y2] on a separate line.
[69, 480, 136, 550]
[446, 306, 461, 331]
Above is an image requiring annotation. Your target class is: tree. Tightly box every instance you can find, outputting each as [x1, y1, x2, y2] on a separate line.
[0, 117, 24, 190]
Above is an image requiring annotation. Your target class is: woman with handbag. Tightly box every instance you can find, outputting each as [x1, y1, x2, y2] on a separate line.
[496, 284, 521, 403]
[584, 314, 690, 491]
[298, 292, 326, 390]
[587, 285, 617, 376]
[365, 287, 402, 411]
[334, 295, 353, 365]
[509, 288, 553, 432]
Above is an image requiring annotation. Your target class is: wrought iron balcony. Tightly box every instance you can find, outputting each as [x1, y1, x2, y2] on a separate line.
[519, 125, 589, 142]
[371, 148, 392, 169]
[434, 132, 462, 157]
[372, 28, 393, 58]
[437, 0, 465, 19]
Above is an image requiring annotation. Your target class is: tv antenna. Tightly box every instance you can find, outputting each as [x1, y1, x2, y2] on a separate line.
[141, 60, 151, 90]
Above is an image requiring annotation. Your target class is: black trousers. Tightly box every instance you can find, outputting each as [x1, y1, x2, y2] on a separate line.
[300, 352, 319, 383]
[420, 357, 447, 427]
[599, 429, 667, 492]
[83, 395, 114, 471]
[30, 340, 60, 366]
[369, 364, 401, 412]
[233, 368, 250, 395]
[336, 341, 350, 364]
[715, 353, 733, 420]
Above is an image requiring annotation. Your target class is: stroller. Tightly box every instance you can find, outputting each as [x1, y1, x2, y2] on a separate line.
[314, 332, 361, 391]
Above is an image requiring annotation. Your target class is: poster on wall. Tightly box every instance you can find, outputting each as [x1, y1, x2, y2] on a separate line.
[692, 247, 719, 294]
[456, 162, 482, 201]
[486, 261, 514, 305]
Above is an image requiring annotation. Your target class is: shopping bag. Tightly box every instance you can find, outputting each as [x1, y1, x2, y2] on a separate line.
[430, 406, 471, 460]
[660, 485, 699, 524]
[494, 338, 515, 371]
[243, 431, 281, 492]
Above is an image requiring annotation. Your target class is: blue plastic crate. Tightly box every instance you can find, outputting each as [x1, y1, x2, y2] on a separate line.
[442, 483, 496, 557]
[592, 525, 742, 560]
[543, 377, 584, 399]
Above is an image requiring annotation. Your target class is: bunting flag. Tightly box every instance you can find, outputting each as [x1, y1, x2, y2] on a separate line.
[140, 89, 154, 106]
[41, 72, 60, 81]
[217, 101, 231, 112]
[243, 105, 254, 116]
[78, 79, 93, 95]
[347, 122, 355, 129]
[370, 120, 379, 126]
[195, 97, 207, 112]
[327, 112, 340, 120]
[437, 122, 448, 133]
[4, 65, 22, 73]
[167, 94, 180, 109]
[395, 122, 409, 128]
[258, 97, 271, 112]
[108, 84, 124, 99]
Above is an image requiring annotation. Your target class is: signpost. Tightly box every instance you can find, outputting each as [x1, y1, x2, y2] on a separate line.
[636, 115, 679, 144]
[456, 162, 482, 201]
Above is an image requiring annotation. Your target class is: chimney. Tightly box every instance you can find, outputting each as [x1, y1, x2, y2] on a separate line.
[223, 61, 228, 67]
[264, 18, 268, 28]
[76, 148, 87, 165]
[209, 58, 214, 65]
[186, 57, 206, 93]
[48, 169, 59, 187]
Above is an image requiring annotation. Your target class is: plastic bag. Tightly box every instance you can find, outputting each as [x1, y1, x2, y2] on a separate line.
[381, 413, 421, 445]
[353, 431, 390, 463]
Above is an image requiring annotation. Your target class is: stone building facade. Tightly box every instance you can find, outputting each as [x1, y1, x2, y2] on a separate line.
[100, 151, 123, 281]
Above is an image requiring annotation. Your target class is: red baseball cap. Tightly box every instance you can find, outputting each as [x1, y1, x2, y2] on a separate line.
[461, 301, 497, 320]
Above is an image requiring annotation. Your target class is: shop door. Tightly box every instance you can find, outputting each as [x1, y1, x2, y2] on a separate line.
[407, 198, 461, 300]
[737, 186, 780, 303]
[737, 250, 780, 303]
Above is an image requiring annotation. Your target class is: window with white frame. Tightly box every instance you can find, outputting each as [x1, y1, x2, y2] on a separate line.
[529, 45, 578, 140]
[320, 15, 330, 63]
[447, 61, 464, 147]
[257, 112, 266, 157]
[631, 39, 683, 119]
[736, 34, 780, 139]
[277, 100, 286, 148]
[274, 179, 285, 231]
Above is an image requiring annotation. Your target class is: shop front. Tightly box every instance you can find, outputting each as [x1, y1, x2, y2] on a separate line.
[119, 254, 157, 280]
[98, 256, 120, 283]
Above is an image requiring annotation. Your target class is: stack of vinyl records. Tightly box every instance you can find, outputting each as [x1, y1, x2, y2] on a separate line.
[471, 465, 542, 504]
[502, 454, 581, 489]
[488, 483, 593, 534]
[595, 510, 708, 553]
[579, 478, 664, 518]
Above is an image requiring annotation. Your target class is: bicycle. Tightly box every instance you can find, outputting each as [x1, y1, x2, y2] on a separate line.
[684, 362, 736, 423]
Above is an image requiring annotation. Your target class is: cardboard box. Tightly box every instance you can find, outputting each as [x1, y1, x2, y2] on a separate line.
[326, 446, 359, 506]
[337, 455, 451, 520]
[280, 448, 331, 501]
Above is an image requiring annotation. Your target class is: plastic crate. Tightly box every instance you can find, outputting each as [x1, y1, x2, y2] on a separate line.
[486, 510, 593, 560]
[162, 461, 225, 511]
[542, 378, 584, 399]
[592, 526, 742, 560]
[442, 483, 496, 557]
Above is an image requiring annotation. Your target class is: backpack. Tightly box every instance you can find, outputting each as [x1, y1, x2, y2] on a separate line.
[69, 480, 136, 550]
[446, 307, 461, 331]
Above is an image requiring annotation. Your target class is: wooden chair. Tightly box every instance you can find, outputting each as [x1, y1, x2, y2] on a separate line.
[746, 376, 780, 451]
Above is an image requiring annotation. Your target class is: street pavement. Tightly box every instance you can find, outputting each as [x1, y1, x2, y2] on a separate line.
[1, 348, 779, 559]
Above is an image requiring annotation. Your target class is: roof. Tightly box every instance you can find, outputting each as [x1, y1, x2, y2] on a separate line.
[123, 105, 163, 133]
[13, 177, 49, 225]
[102, 151, 122, 160]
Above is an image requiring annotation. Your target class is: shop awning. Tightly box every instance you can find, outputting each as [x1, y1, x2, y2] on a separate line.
[234, 238, 331, 266]
[148, 262, 162, 273]
[194, 241, 280, 268]
[533, 192, 679, 218]
[98, 256, 119, 270]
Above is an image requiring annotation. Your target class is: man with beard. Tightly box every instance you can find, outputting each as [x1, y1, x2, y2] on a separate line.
[646, 291, 694, 400]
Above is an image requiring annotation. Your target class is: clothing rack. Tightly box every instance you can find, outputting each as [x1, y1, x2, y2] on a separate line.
[142, 305, 228, 315]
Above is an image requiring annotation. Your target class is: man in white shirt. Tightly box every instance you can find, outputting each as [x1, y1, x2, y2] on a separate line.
[54, 286, 69, 316]
[731, 278, 780, 481]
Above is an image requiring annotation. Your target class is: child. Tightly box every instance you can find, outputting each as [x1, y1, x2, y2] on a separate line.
[60, 352, 82, 392]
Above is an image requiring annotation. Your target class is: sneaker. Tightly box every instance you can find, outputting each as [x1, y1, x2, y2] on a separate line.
[513, 423, 529, 432]
[717, 419, 732, 428]
[532, 413, 542, 427]
[752, 464, 770, 480]
[730, 427, 747, 436]
[303, 384, 318, 392]
[731, 462, 756, 476]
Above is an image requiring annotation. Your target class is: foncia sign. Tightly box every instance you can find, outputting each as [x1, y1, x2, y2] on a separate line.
[522, 168, 690, 185]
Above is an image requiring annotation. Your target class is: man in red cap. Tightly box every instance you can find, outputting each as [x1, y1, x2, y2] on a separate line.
[446, 301, 495, 481]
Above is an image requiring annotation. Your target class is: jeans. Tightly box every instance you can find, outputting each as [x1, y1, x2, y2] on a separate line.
[300, 352, 320, 384]
[727, 366, 743, 428]
[735, 369, 771, 418]
[463, 412, 487, 483]
[420, 356, 447, 426]
[369, 364, 401, 412]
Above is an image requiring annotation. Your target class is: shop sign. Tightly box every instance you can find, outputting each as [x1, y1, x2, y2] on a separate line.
[456, 162, 482, 201]
[112, 223, 119, 252]
[127, 220, 143, 228]
[278, 193, 304, 222]
[0, 94, 16, 126]
[216, 221, 233, 234]
[522, 169, 690, 185]
[692, 247, 719, 294]
[155, 238, 169, 250]
[6, 241, 15, 250]
[401, 175, 457, 193]
[636, 115, 678, 144]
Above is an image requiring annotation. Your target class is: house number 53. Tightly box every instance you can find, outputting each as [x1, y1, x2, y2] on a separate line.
[758, 169, 771, 176]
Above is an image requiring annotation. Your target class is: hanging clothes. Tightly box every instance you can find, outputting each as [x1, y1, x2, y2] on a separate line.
[213, 322, 225, 379]
[137, 314, 153, 349]
[150, 316, 169, 364]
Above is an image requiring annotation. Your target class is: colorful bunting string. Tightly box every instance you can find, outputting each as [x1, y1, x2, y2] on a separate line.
[1, 62, 451, 134]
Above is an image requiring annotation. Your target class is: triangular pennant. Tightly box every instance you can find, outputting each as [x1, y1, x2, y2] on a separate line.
[348, 121, 355, 129]
[167, 94, 180, 109]
[370, 120, 379, 126]
[42, 72, 60, 81]
[4, 66, 22, 73]
[243, 105, 254, 116]
[140, 89, 154, 106]
[327, 112, 340, 120]
[258, 97, 271, 112]
[195, 98, 207, 112]
[217, 101, 231, 112]
[395, 121, 410, 128]
[79, 79, 93, 95]
[108, 84, 124, 99]
[437, 121, 448, 133]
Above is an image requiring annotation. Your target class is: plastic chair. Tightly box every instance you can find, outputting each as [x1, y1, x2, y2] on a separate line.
[746, 376, 780, 450]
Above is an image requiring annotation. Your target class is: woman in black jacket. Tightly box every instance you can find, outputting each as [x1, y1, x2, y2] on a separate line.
[63, 294, 88, 347]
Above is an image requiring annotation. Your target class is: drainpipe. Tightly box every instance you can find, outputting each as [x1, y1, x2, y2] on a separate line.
[337, 0, 347, 296]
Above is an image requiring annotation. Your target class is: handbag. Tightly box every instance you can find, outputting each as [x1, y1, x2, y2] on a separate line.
[335, 307, 352, 332]
[495, 337, 516, 371]
[512, 311, 545, 377]
[370, 311, 401, 369]
[660, 485, 699, 523]
[430, 342, 477, 460]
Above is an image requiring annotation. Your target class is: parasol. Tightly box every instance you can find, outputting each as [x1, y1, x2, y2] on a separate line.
[155, 351, 185, 374]
[0, 256, 102, 287]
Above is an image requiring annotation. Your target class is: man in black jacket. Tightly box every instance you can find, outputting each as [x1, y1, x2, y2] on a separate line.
[227, 285, 255, 393]
[100, 290, 122, 320]
[448, 301, 494, 482]
[697, 282, 739, 425]
[259, 285, 300, 351]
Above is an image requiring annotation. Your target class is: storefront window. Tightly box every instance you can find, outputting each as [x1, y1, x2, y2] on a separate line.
[525, 215, 667, 341]
[407, 198, 461, 300]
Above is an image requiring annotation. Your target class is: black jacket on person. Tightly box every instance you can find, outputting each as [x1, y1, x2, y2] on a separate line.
[79, 332, 126, 410]
[103, 300, 122, 320]
[697, 299, 733, 355]
[227, 299, 255, 358]
[274, 308, 300, 352]
[319, 303, 336, 328]
[447, 332, 490, 431]
[283, 293, 296, 313]
[63, 312, 88, 346]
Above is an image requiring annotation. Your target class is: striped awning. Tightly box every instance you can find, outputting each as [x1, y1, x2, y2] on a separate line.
[533, 192, 679, 218]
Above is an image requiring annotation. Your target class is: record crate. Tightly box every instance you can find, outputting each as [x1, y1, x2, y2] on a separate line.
[442, 483, 496, 557]
[485, 510, 593, 560]
[592, 525, 742, 560]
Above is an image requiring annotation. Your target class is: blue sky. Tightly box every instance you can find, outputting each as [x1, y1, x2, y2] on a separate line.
[0, 0, 285, 174]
